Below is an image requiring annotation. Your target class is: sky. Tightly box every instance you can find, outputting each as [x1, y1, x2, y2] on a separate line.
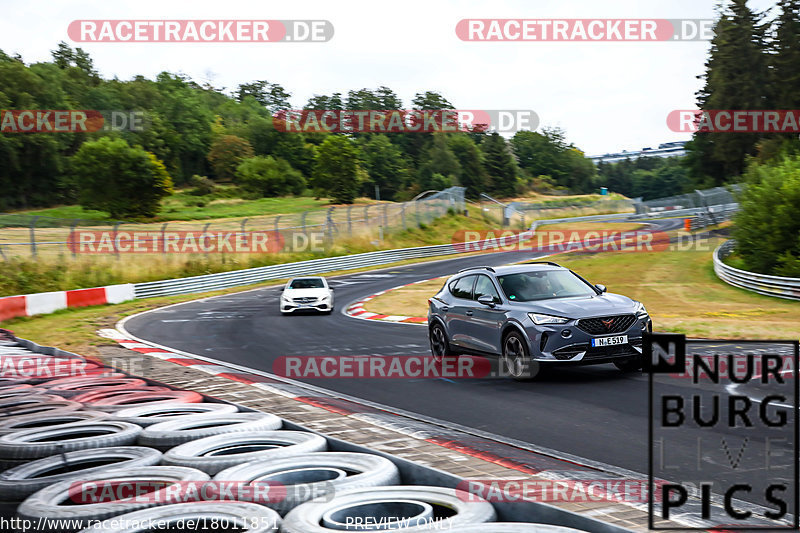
[0, 0, 778, 155]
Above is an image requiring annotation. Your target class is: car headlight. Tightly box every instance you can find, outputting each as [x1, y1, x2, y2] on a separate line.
[321, 295, 330, 301]
[281, 295, 291, 302]
[634, 301, 648, 318]
[528, 313, 570, 325]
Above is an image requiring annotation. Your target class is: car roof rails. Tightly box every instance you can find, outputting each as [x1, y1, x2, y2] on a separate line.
[457, 266, 496, 274]
[524, 261, 563, 268]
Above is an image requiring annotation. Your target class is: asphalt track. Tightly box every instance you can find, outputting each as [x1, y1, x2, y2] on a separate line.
[124, 218, 797, 515]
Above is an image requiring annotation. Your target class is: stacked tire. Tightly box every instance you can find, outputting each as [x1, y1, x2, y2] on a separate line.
[0, 337, 590, 532]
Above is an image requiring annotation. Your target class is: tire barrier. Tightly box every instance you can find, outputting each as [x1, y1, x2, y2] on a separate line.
[457, 525, 588, 532]
[213, 452, 401, 514]
[0, 420, 142, 460]
[111, 402, 240, 426]
[0, 330, 602, 532]
[75, 390, 204, 412]
[43, 377, 149, 398]
[0, 409, 108, 436]
[280, 485, 496, 533]
[70, 388, 172, 405]
[138, 412, 283, 451]
[0, 446, 162, 501]
[17, 465, 209, 533]
[0, 398, 82, 420]
[161, 431, 328, 475]
[75, 501, 281, 533]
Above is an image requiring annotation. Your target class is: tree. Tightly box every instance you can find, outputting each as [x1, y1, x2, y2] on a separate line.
[771, 1, 800, 115]
[734, 155, 800, 276]
[313, 136, 361, 203]
[447, 134, 487, 198]
[357, 134, 408, 200]
[418, 133, 461, 190]
[207, 135, 254, 181]
[236, 156, 305, 197]
[411, 91, 454, 110]
[481, 132, 518, 197]
[70, 137, 173, 218]
[236, 80, 291, 113]
[689, 0, 771, 183]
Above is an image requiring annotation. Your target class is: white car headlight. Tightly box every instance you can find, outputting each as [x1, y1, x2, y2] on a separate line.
[634, 301, 648, 318]
[321, 295, 330, 301]
[528, 313, 570, 325]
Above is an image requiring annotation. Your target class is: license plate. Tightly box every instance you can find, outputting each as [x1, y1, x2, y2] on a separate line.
[592, 335, 627, 347]
[299, 304, 313, 308]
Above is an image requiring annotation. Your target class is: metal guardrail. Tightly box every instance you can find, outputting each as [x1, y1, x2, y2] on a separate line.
[134, 242, 470, 298]
[714, 240, 800, 301]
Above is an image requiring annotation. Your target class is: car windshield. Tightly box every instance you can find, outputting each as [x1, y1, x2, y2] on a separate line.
[290, 278, 324, 289]
[497, 270, 596, 302]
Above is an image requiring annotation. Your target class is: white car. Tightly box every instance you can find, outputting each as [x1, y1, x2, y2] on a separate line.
[280, 277, 335, 314]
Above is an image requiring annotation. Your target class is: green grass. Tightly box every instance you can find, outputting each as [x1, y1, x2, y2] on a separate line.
[7, 186, 379, 223]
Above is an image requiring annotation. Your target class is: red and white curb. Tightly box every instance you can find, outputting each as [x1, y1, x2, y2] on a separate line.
[0, 284, 134, 323]
[345, 278, 441, 325]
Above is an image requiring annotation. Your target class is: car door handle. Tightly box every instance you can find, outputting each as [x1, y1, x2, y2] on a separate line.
[465, 310, 474, 316]
[441, 306, 450, 312]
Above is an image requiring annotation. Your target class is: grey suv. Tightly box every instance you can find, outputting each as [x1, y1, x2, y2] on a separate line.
[427, 262, 652, 378]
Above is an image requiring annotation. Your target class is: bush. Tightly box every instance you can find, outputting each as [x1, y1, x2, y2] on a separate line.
[236, 156, 306, 197]
[189, 175, 216, 196]
[70, 138, 173, 219]
[733, 155, 800, 276]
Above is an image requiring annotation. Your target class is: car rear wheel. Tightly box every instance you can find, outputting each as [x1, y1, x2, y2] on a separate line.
[502, 332, 535, 381]
[429, 323, 456, 363]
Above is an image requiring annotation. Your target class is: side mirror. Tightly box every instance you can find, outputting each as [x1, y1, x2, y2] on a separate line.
[280, 287, 285, 291]
[477, 295, 496, 307]
[595, 284, 607, 293]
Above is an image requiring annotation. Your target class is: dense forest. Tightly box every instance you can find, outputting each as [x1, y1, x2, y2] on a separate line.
[0, 43, 604, 215]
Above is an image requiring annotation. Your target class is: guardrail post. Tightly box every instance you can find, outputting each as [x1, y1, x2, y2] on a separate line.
[112, 222, 121, 258]
[70, 219, 79, 258]
[161, 223, 168, 256]
[202, 222, 211, 259]
[240, 218, 248, 249]
[29, 216, 40, 258]
[326, 207, 336, 247]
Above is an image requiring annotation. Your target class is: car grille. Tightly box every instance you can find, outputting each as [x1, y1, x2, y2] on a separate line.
[292, 297, 318, 304]
[553, 344, 589, 360]
[577, 314, 636, 335]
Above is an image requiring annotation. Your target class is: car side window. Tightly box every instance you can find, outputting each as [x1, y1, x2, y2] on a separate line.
[473, 275, 501, 303]
[449, 275, 476, 300]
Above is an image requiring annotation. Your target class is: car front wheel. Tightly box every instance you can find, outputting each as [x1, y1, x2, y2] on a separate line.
[502, 332, 536, 381]
[614, 357, 643, 372]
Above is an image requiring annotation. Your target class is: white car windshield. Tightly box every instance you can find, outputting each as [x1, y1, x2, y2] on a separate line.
[290, 278, 325, 289]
